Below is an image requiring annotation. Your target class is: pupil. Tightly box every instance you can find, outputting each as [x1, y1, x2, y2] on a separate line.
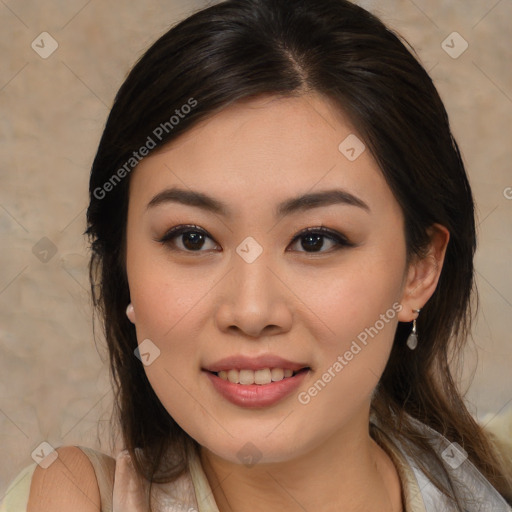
[183, 232, 204, 250]
[303, 234, 323, 252]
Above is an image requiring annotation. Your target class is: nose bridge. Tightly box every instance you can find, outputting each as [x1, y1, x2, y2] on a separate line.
[215, 234, 292, 337]
[232, 235, 276, 307]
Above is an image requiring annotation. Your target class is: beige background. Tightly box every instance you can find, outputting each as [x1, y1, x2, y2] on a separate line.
[1, 0, 511, 492]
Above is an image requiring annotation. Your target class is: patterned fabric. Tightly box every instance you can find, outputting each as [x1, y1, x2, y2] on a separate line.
[1, 419, 510, 512]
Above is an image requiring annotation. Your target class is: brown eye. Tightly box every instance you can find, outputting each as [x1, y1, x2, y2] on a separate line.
[156, 225, 353, 255]
[288, 227, 353, 253]
[157, 225, 219, 252]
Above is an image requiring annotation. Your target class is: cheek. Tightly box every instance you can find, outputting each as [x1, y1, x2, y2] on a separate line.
[293, 247, 405, 346]
[126, 236, 217, 341]
[293, 247, 405, 403]
[124, 239, 209, 390]
[128, 271, 214, 412]
[126, 264, 214, 432]
[132, 279, 199, 340]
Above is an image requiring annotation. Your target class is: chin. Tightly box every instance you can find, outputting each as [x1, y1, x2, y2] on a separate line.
[196, 428, 318, 467]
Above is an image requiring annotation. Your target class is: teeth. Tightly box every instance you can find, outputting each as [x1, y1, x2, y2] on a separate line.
[270, 368, 284, 381]
[255, 368, 272, 384]
[239, 369, 254, 385]
[216, 368, 301, 385]
[227, 369, 239, 384]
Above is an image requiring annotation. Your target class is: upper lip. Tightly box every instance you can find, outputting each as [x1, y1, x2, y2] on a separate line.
[203, 355, 310, 373]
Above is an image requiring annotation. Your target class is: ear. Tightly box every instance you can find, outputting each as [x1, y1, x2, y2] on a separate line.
[126, 303, 136, 324]
[397, 223, 450, 322]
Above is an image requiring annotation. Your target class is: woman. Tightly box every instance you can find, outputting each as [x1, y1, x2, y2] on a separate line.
[2, 0, 511, 510]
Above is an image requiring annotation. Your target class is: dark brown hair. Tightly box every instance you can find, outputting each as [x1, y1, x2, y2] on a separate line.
[85, 0, 512, 509]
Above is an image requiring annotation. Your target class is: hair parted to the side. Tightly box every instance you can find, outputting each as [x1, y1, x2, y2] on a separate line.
[85, 0, 512, 509]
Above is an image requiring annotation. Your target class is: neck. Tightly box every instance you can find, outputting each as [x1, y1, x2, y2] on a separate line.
[199, 410, 403, 512]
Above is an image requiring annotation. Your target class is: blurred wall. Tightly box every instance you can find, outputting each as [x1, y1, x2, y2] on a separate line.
[1, 0, 511, 491]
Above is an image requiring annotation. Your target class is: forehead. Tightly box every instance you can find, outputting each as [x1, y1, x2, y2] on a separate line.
[128, 93, 397, 219]
[155, 93, 357, 171]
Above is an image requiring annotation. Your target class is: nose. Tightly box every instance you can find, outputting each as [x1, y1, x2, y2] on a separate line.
[214, 249, 293, 339]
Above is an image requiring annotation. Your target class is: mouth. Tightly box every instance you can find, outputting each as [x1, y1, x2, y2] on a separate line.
[203, 365, 311, 408]
[207, 367, 311, 386]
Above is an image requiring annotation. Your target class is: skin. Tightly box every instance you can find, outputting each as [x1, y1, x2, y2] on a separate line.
[125, 93, 449, 512]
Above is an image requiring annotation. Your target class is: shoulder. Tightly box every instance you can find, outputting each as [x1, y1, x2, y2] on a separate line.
[26, 445, 113, 512]
[481, 411, 512, 486]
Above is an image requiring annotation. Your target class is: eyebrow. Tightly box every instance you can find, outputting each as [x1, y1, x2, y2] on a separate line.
[146, 186, 370, 218]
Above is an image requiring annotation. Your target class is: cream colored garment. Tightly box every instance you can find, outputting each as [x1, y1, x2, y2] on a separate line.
[111, 431, 429, 512]
[111, 449, 216, 512]
[1, 420, 510, 511]
[0, 428, 426, 512]
[0, 446, 215, 512]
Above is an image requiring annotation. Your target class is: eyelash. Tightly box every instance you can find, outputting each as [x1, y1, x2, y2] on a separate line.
[156, 224, 354, 255]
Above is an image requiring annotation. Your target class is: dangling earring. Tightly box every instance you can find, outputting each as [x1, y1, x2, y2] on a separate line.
[406, 309, 421, 350]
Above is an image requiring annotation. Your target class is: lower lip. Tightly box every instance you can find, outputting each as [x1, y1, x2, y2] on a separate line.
[204, 369, 309, 408]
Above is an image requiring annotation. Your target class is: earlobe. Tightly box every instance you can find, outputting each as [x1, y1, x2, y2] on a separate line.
[398, 223, 450, 322]
[126, 303, 136, 323]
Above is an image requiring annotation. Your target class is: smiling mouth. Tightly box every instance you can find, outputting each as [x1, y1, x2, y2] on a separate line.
[208, 367, 310, 385]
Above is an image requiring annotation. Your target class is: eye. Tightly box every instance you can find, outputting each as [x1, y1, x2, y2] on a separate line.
[156, 224, 219, 253]
[288, 226, 353, 253]
[156, 225, 353, 254]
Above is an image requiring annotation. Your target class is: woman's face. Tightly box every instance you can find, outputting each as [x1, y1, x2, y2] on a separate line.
[125, 93, 413, 464]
